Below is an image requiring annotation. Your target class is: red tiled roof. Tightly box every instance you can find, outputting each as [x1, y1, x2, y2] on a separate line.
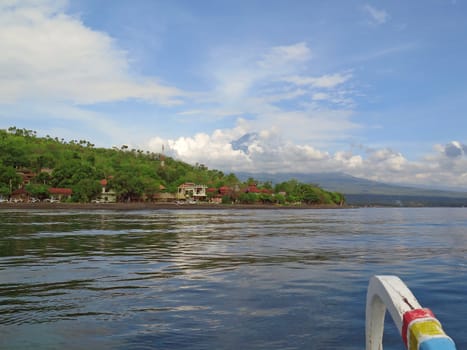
[48, 188, 72, 195]
[12, 188, 28, 195]
[246, 185, 260, 193]
[219, 186, 231, 194]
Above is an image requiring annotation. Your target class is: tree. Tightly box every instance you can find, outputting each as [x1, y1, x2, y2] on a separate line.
[25, 183, 49, 200]
[0, 138, 30, 168]
[259, 193, 273, 204]
[72, 179, 102, 202]
[331, 192, 345, 206]
[33, 171, 52, 185]
[0, 165, 21, 196]
[141, 178, 161, 201]
[32, 154, 55, 171]
[0, 185, 10, 197]
[238, 192, 257, 204]
[275, 179, 301, 195]
[302, 188, 320, 204]
[52, 161, 99, 187]
[111, 173, 145, 202]
[274, 193, 286, 205]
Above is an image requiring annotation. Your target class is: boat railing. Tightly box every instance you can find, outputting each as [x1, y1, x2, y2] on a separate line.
[366, 275, 456, 350]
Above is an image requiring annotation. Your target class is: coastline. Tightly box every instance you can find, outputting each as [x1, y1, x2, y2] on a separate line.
[0, 202, 344, 211]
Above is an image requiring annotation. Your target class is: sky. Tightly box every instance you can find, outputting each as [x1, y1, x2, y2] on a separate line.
[1, 0, 467, 190]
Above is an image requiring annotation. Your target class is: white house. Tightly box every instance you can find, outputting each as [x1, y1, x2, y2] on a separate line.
[177, 183, 207, 201]
[99, 179, 117, 203]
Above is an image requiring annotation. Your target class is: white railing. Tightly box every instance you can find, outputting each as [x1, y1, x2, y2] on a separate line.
[366, 275, 456, 350]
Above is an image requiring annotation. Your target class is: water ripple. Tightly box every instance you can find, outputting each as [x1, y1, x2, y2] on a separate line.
[0, 208, 465, 349]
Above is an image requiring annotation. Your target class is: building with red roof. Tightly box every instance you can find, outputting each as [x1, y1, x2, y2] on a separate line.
[245, 184, 261, 193]
[48, 188, 73, 201]
[98, 178, 117, 203]
[177, 183, 207, 201]
[219, 186, 232, 195]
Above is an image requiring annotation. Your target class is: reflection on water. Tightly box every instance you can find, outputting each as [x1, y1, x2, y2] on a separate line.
[0, 208, 466, 349]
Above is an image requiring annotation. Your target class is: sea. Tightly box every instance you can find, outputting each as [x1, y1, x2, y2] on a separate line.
[0, 208, 465, 350]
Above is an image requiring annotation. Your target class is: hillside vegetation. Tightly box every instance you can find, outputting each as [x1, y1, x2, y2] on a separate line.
[0, 127, 344, 206]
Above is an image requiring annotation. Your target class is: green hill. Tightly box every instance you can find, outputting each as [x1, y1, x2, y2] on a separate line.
[0, 127, 343, 206]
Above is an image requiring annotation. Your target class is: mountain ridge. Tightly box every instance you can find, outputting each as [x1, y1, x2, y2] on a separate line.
[235, 171, 467, 206]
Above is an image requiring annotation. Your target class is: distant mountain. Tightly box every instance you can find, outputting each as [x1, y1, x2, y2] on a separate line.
[236, 172, 467, 206]
[231, 133, 260, 153]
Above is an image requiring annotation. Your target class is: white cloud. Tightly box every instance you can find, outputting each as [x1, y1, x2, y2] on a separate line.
[284, 73, 352, 88]
[145, 125, 351, 174]
[145, 125, 467, 189]
[208, 42, 313, 102]
[199, 42, 358, 147]
[249, 108, 359, 145]
[312, 92, 329, 101]
[147, 127, 335, 173]
[363, 4, 390, 25]
[149, 127, 250, 170]
[0, 1, 184, 105]
[258, 42, 312, 69]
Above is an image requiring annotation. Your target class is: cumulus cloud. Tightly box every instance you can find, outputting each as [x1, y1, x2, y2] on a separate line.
[352, 142, 467, 188]
[144, 38, 360, 174]
[146, 126, 467, 189]
[148, 127, 250, 171]
[145, 125, 360, 174]
[0, 0, 184, 105]
[367, 148, 407, 172]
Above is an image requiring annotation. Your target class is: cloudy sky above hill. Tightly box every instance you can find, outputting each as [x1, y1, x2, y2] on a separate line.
[1, 0, 467, 189]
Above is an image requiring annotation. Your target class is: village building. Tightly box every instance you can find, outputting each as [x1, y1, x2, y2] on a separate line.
[245, 183, 261, 193]
[153, 192, 177, 202]
[177, 183, 207, 201]
[10, 188, 29, 203]
[98, 179, 117, 203]
[152, 185, 176, 202]
[48, 188, 72, 201]
[219, 186, 232, 196]
[206, 187, 221, 204]
[16, 168, 36, 186]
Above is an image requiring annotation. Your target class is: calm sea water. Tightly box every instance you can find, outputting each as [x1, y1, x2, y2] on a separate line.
[0, 208, 465, 350]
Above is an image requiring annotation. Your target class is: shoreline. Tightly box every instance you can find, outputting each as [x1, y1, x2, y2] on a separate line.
[0, 202, 345, 211]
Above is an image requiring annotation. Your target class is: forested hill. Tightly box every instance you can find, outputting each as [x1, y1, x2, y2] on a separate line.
[0, 127, 344, 205]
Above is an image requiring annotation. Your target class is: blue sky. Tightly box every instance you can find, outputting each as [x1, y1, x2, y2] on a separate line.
[1, 0, 467, 189]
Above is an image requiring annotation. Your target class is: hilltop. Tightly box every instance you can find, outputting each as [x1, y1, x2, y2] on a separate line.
[0, 127, 344, 206]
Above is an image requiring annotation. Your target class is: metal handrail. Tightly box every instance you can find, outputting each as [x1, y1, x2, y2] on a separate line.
[366, 275, 456, 350]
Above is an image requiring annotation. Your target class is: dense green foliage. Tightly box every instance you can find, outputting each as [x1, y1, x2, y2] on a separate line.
[0, 127, 344, 205]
